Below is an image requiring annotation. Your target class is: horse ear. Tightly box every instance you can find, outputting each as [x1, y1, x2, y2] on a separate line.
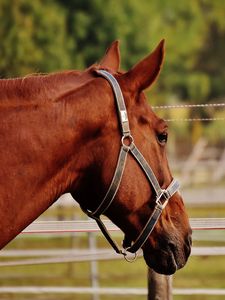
[123, 39, 165, 92]
[99, 40, 120, 72]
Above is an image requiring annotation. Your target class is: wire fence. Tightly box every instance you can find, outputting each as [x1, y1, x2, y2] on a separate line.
[165, 117, 224, 122]
[152, 102, 225, 122]
[152, 102, 225, 109]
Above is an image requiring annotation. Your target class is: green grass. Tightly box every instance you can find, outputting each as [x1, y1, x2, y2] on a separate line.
[187, 205, 225, 218]
[174, 256, 225, 288]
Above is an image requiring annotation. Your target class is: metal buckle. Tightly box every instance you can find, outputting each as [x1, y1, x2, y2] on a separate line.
[155, 189, 170, 210]
[120, 110, 128, 123]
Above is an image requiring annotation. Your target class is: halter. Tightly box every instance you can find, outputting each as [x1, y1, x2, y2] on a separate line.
[81, 70, 180, 260]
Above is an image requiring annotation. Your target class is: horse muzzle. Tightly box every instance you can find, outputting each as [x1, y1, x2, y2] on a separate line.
[143, 232, 192, 275]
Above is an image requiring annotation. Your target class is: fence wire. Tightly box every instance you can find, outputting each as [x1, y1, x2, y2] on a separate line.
[152, 103, 225, 109]
[165, 117, 225, 122]
[152, 102, 225, 122]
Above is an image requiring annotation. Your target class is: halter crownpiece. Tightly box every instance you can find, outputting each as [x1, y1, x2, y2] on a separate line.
[81, 69, 180, 259]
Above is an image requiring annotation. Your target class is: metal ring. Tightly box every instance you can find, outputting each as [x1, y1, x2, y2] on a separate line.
[121, 135, 134, 151]
[122, 250, 137, 263]
[121, 249, 137, 263]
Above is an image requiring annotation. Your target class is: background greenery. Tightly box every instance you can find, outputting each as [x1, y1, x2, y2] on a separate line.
[0, 2, 224, 171]
[1, 0, 225, 100]
[0, 1, 224, 299]
[0, 0, 224, 148]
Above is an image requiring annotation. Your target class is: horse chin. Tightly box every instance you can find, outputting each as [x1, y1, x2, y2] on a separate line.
[143, 249, 186, 275]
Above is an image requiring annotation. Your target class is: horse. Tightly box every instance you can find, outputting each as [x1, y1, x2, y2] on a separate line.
[0, 40, 192, 275]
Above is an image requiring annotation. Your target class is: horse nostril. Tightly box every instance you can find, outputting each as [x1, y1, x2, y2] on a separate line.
[184, 234, 192, 257]
[187, 234, 192, 247]
[168, 240, 176, 253]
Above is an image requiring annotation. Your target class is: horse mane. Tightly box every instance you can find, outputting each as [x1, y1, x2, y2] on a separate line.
[0, 69, 94, 105]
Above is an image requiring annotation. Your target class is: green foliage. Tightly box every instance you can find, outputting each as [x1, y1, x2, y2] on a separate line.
[1, 0, 224, 100]
[0, 0, 71, 77]
[0, 0, 224, 145]
[205, 110, 225, 145]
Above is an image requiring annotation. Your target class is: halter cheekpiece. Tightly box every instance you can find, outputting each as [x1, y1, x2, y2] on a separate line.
[81, 70, 180, 260]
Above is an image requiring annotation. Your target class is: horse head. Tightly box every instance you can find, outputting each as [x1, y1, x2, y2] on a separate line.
[71, 40, 192, 275]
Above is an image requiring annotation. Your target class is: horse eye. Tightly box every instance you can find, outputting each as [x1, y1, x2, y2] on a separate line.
[157, 132, 168, 145]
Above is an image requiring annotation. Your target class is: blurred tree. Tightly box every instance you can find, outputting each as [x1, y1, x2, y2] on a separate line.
[0, 0, 224, 103]
[0, 0, 71, 77]
[145, 0, 225, 102]
[56, 0, 152, 69]
[0, 0, 224, 148]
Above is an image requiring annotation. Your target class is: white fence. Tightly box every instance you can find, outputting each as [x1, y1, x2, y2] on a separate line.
[0, 218, 225, 297]
[18, 217, 225, 233]
[1, 286, 225, 296]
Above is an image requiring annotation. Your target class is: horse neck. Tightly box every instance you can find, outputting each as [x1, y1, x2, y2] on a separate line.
[0, 71, 107, 248]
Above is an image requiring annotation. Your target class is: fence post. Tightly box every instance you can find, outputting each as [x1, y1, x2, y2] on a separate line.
[147, 268, 172, 300]
[88, 231, 100, 300]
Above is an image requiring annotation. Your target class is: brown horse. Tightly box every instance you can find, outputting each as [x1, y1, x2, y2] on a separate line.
[0, 40, 191, 275]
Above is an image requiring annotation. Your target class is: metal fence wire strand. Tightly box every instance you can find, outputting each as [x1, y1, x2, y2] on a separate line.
[152, 102, 225, 122]
[152, 103, 225, 109]
[165, 117, 225, 122]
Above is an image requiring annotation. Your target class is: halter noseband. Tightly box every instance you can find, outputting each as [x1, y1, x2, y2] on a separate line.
[81, 70, 180, 259]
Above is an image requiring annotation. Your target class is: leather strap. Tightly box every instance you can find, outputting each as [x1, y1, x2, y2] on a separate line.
[130, 144, 162, 197]
[123, 204, 163, 253]
[122, 178, 179, 253]
[81, 69, 180, 258]
[96, 70, 130, 136]
[85, 146, 128, 218]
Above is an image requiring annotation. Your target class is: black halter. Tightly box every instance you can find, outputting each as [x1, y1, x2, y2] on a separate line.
[81, 70, 180, 260]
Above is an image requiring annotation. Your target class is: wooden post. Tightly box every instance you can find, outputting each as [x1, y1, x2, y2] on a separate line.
[148, 268, 172, 300]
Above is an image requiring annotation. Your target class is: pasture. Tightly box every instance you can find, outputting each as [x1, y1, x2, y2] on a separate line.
[0, 201, 225, 300]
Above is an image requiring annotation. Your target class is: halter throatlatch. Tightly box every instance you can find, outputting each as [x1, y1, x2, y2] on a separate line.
[81, 70, 180, 260]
